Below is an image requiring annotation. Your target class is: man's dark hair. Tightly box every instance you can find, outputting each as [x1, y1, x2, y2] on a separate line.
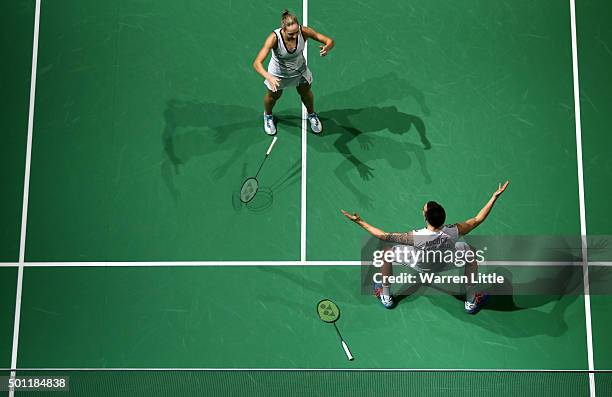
[425, 201, 446, 228]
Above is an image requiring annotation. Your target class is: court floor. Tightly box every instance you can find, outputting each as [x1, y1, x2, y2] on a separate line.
[1, 0, 611, 395]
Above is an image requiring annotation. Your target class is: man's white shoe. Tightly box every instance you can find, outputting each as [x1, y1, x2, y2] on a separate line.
[307, 113, 323, 134]
[264, 113, 277, 136]
[373, 283, 396, 309]
[380, 294, 395, 309]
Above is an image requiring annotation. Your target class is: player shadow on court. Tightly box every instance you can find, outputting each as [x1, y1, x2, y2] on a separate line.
[162, 74, 431, 208]
[278, 106, 431, 208]
[161, 99, 300, 209]
[161, 99, 257, 201]
[256, 265, 374, 311]
[388, 265, 583, 337]
[276, 72, 432, 207]
[318, 72, 431, 116]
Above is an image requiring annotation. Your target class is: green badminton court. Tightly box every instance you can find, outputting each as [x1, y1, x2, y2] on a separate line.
[1, 0, 612, 395]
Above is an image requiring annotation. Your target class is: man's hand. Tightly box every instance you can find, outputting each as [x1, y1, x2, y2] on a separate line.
[457, 180, 509, 236]
[341, 209, 388, 239]
[493, 181, 510, 198]
[340, 209, 361, 223]
[319, 45, 330, 56]
[266, 75, 280, 92]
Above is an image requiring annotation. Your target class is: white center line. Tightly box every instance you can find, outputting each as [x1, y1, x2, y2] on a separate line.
[300, 0, 309, 263]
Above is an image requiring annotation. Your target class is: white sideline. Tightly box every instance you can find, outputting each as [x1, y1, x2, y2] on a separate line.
[569, 0, 595, 396]
[10, 0, 41, 394]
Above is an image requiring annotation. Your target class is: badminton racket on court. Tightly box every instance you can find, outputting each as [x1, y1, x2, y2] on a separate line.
[316, 299, 354, 361]
[240, 137, 278, 203]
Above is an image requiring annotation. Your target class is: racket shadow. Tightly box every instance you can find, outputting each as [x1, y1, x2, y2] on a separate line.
[232, 159, 301, 214]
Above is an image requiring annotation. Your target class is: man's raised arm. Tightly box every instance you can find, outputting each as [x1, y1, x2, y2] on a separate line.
[456, 181, 509, 236]
[340, 210, 414, 244]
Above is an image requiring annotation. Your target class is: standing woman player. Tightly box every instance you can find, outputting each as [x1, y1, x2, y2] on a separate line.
[253, 10, 334, 135]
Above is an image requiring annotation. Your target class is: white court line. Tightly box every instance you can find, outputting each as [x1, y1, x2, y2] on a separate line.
[10, 0, 41, 391]
[3, 367, 609, 372]
[569, 0, 595, 396]
[12, 260, 612, 267]
[484, 261, 612, 267]
[21, 261, 361, 267]
[300, 0, 308, 263]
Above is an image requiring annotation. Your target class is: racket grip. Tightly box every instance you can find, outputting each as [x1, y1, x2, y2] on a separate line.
[266, 136, 278, 156]
[341, 340, 354, 361]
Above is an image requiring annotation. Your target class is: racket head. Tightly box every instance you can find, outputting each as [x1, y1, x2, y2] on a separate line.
[316, 299, 341, 323]
[240, 178, 259, 203]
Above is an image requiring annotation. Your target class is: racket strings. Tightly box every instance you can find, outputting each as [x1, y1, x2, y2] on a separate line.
[240, 178, 259, 203]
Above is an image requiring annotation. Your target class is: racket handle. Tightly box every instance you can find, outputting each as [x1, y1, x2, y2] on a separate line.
[266, 136, 278, 156]
[341, 340, 354, 361]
